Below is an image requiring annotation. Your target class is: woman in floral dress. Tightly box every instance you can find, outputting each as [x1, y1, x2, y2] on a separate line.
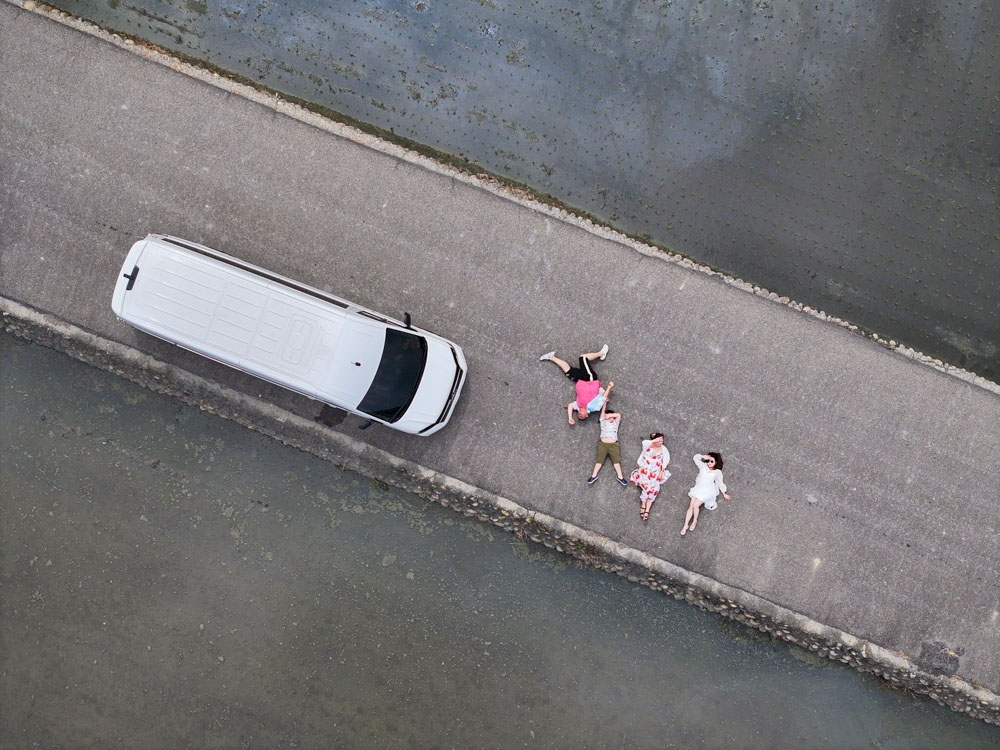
[629, 433, 671, 522]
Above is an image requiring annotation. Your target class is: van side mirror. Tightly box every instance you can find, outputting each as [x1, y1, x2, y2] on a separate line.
[403, 312, 412, 329]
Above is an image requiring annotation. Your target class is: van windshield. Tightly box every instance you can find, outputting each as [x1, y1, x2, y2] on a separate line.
[356, 329, 428, 422]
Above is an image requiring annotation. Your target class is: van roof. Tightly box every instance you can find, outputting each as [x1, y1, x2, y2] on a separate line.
[120, 236, 380, 402]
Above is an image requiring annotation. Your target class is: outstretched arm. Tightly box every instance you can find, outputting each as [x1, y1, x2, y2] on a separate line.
[717, 473, 730, 500]
[567, 401, 576, 425]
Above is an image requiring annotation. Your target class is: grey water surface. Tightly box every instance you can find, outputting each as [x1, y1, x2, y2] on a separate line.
[3, 333, 998, 747]
[42, 0, 1000, 381]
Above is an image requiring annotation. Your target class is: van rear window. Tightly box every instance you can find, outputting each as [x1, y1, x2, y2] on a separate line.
[357, 330, 428, 422]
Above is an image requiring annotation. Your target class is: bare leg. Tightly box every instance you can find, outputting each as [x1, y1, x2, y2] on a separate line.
[689, 501, 702, 531]
[547, 355, 571, 374]
[583, 350, 604, 361]
[591, 463, 602, 479]
[681, 496, 701, 535]
[641, 485, 658, 521]
[613, 463, 624, 480]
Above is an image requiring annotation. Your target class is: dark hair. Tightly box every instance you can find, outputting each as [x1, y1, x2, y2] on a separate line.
[649, 432, 664, 441]
[604, 408, 617, 415]
[706, 451, 724, 470]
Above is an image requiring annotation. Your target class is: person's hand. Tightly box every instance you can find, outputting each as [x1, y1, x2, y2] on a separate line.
[608, 380, 615, 388]
[723, 493, 732, 502]
[568, 417, 575, 426]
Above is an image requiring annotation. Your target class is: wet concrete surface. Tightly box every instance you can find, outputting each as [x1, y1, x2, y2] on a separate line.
[4, 332, 1000, 748]
[40, 0, 1000, 381]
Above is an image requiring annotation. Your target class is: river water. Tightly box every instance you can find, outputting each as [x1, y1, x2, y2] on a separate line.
[2, 334, 997, 747]
[39, 0, 1000, 381]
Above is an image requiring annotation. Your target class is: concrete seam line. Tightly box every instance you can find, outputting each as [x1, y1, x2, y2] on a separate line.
[6, 0, 999, 397]
[3, 295, 998, 724]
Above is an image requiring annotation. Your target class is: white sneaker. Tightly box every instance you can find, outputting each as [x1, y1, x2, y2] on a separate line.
[599, 344, 609, 360]
[539, 351, 555, 361]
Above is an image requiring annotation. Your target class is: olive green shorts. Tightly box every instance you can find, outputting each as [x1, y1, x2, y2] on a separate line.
[595, 440, 621, 465]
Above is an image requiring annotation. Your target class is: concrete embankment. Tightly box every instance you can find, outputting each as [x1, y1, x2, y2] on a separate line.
[2, 2, 998, 726]
[4, 299, 1000, 725]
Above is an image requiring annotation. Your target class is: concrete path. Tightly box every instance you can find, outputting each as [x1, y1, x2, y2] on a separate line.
[2, 3, 998, 703]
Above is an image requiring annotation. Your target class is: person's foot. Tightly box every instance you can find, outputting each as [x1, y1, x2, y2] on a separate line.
[598, 344, 609, 360]
[688, 523, 696, 532]
[587, 475, 599, 484]
[617, 477, 628, 486]
[539, 351, 555, 361]
[680, 525, 688, 536]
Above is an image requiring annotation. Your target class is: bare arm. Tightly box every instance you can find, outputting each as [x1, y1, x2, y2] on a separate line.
[717, 472, 731, 500]
[567, 401, 576, 425]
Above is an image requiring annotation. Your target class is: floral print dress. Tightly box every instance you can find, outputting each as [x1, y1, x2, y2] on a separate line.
[630, 440, 671, 505]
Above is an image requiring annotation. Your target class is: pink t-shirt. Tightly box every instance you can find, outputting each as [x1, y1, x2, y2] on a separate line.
[575, 379, 602, 409]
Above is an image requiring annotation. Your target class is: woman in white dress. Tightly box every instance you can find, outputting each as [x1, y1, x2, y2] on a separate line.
[681, 453, 731, 535]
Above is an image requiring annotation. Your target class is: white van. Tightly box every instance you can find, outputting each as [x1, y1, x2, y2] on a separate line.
[111, 234, 466, 435]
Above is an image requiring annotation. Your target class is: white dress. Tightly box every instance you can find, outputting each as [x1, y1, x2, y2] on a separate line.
[689, 454, 727, 510]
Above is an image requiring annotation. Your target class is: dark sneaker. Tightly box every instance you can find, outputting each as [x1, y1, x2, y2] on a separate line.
[587, 475, 599, 484]
[617, 477, 628, 486]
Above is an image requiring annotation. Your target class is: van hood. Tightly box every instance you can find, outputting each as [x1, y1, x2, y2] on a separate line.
[392, 337, 460, 433]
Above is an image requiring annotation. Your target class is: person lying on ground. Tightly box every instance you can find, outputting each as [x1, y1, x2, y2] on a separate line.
[538, 345, 613, 425]
[630, 433, 671, 522]
[588, 403, 628, 486]
[681, 452, 731, 536]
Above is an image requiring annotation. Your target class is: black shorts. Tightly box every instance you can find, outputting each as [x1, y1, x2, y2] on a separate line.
[565, 356, 597, 382]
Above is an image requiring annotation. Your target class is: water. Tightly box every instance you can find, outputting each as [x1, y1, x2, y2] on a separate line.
[41, 0, 1000, 381]
[2, 333, 997, 747]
